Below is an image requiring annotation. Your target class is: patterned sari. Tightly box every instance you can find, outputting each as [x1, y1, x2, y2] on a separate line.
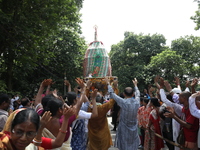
[0, 108, 44, 150]
[145, 109, 164, 150]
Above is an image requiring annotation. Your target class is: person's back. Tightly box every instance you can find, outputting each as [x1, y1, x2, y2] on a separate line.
[107, 78, 140, 150]
[88, 97, 115, 150]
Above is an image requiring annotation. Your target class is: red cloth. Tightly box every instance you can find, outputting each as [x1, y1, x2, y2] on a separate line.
[149, 111, 164, 150]
[41, 137, 52, 149]
[182, 107, 199, 142]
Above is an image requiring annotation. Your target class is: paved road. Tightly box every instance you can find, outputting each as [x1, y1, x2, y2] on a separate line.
[107, 116, 169, 150]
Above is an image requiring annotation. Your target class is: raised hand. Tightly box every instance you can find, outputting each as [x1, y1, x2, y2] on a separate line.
[191, 78, 198, 87]
[42, 79, 53, 87]
[63, 106, 76, 119]
[64, 80, 71, 86]
[173, 76, 180, 86]
[40, 111, 52, 128]
[159, 77, 165, 88]
[154, 76, 160, 89]
[164, 107, 175, 118]
[52, 89, 59, 98]
[164, 80, 172, 92]
[185, 80, 190, 87]
[86, 80, 92, 89]
[112, 80, 118, 89]
[91, 89, 98, 100]
[75, 78, 86, 89]
[132, 78, 138, 86]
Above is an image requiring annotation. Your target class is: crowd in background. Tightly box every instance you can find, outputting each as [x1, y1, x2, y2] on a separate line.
[0, 76, 200, 150]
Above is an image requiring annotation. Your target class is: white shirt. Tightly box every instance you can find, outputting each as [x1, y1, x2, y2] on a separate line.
[189, 93, 200, 119]
[160, 89, 183, 116]
[160, 88, 181, 148]
[72, 110, 92, 132]
[0, 109, 8, 131]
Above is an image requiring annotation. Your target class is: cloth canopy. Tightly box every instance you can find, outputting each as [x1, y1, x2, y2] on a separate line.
[83, 41, 112, 77]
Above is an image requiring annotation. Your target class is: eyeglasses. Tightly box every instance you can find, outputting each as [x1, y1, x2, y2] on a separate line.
[12, 129, 37, 139]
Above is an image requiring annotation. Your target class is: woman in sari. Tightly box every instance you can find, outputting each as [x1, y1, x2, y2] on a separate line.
[146, 98, 164, 150]
[0, 107, 75, 150]
[0, 108, 45, 150]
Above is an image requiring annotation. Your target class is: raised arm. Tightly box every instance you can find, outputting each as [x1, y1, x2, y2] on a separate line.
[132, 78, 140, 102]
[51, 106, 75, 148]
[158, 77, 182, 116]
[33, 108, 76, 148]
[185, 80, 190, 92]
[34, 79, 49, 110]
[174, 76, 181, 91]
[33, 111, 52, 146]
[164, 106, 192, 129]
[74, 78, 86, 116]
[64, 80, 71, 92]
[191, 78, 198, 94]
[90, 89, 98, 118]
[106, 77, 123, 107]
[189, 92, 200, 119]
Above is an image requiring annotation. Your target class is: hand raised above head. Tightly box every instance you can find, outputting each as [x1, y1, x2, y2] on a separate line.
[63, 106, 76, 119]
[75, 78, 86, 89]
[154, 75, 160, 83]
[40, 111, 52, 128]
[159, 77, 165, 88]
[112, 80, 118, 88]
[191, 78, 198, 87]
[86, 80, 92, 89]
[164, 80, 172, 91]
[154, 76, 161, 89]
[91, 89, 98, 100]
[132, 78, 138, 86]
[185, 80, 190, 87]
[64, 80, 71, 86]
[173, 76, 180, 86]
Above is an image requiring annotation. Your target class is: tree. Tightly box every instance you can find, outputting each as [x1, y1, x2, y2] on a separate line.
[145, 49, 187, 85]
[109, 32, 166, 91]
[171, 35, 200, 78]
[191, 0, 200, 30]
[0, 0, 84, 92]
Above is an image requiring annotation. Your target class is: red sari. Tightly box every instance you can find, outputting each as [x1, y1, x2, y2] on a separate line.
[148, 109, 164, 150]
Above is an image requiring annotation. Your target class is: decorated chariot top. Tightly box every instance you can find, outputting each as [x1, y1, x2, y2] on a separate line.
[83, 25, 112, 78]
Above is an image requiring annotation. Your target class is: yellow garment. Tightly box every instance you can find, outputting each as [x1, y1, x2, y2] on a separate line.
[0, 132, 13, 150]
[88, 98, 115, 150]
[0, 108, 44, 150]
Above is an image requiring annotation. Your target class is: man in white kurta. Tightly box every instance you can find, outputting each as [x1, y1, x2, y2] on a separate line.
[107, 78, 140, 150]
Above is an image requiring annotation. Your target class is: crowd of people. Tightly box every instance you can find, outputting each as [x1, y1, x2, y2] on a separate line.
[0, 76, 200, 150]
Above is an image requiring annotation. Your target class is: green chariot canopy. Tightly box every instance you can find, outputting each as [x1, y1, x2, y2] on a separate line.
[83, 26, 112, 78]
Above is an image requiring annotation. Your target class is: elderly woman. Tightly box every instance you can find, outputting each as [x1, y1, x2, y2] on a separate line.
[0, 107, 75, 150]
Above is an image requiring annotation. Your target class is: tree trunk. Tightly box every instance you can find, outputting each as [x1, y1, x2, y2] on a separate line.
[6, 53, 13, 91]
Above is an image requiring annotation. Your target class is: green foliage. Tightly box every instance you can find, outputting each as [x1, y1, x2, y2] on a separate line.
[0, 80, 7, 93]
[0, 0, 86, 95]
[191, 1, 200, 30]
[145, 49, 187, 84]
[110, 32, 166, 91]
[171, 36, 200, 65]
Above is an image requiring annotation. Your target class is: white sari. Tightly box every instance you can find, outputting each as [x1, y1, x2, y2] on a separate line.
[26, 128, 72, 150]
[42, 127, 72, 150]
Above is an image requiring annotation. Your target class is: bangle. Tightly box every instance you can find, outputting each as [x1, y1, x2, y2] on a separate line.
[33, 138, 42, 144]
[59, 128, 67, 134]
